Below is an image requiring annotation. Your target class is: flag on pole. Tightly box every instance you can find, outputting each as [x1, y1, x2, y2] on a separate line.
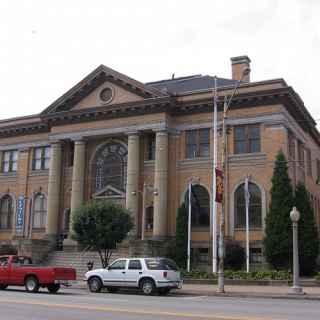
[244, 176, 250, 207]
[215, 168, 223, 203]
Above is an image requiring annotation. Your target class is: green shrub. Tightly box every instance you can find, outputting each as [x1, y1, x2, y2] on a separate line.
[294, 183, 319, 275]
[224, 240, 245, 270]
[182, 269, 291, 281]
[175, 204, 188, 269]
[315, 273, 320, 281]
[264, 151, 294, 269]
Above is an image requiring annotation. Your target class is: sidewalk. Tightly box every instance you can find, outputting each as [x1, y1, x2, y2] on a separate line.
[174, 283, 320, 300]
[73, 281, 320, 300]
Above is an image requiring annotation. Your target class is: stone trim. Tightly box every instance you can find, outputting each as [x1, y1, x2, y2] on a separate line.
[49, 121, 168, 141]
[228, 153, 267, 168]
[0, 141, 49, 151]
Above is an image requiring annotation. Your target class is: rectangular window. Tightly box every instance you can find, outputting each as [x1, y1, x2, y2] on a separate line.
[146, 134, 155, 160]
[33, 146, 50, 170]
[185, 129, 210, 158]
[288, 131, 295, 159]
[306, 148, 312, 177]
[297, 141, 305, 168]
[317, 159, 320, 183]
[234, 125, 260, 154]
[2, 150, 18, 173]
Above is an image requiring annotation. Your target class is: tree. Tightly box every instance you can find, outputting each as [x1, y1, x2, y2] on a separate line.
[175, 203, 188, 269]
[294, 182, 319, 275]
[72, 200, 133, 268]
[264, 151, 294, 269]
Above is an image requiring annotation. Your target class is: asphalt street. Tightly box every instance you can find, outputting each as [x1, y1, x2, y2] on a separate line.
[0, 287, 319, 320]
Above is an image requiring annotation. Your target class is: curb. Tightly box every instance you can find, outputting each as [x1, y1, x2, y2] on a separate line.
[69, 284, 320, 301]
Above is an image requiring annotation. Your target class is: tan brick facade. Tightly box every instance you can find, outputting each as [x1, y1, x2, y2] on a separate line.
[0, 58, 319, 265]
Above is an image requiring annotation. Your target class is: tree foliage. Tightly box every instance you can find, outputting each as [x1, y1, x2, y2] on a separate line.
[264, 151, 294, 269]
[175, 203, 188, 269]
[72, 200, 133, 268]
[294, 182, 319, 275]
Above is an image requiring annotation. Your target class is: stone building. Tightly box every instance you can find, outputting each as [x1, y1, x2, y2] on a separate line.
[0, 56, 319, 265]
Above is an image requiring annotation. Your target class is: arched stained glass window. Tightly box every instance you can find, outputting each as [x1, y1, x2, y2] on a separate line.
[0, 195, 14, 229]
[184, 185, 210, 228]
[235, 182, 262, 229]
[92, 142, 128, 193]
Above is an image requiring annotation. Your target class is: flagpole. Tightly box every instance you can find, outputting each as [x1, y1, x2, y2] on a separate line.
[212, 76, 218, 273]
[187, 181, 192, 272]
[245, 175, 250, 273]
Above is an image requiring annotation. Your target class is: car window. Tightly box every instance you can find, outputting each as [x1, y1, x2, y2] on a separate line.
[108, 260, 126, 270]
[0, 257, 8, 267]
[145, 258, 178, 271]
[128, 260, 142, 270]
[12, 256, 32, 266]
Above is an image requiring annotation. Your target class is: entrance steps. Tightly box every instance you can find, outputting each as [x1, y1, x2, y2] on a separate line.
[44, 246, 129, 280]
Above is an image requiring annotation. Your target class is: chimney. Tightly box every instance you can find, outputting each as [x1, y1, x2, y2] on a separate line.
[231, 55, 251, 82]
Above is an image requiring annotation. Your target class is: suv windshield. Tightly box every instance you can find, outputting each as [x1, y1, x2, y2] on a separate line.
[145, 258, 178, 271]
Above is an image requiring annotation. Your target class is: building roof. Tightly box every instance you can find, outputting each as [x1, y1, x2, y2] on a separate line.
[146, 75, 238, 94]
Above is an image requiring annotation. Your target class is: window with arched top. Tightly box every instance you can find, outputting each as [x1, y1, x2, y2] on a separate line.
[0, 195, 14, 229]
[92, 142, 128, 194]
[33, 194, 47, 229]
[184, 185, 210, 228]
[234, 182, 262, 229]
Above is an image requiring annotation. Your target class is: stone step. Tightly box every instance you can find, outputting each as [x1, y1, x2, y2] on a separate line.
[44, 248, 128, 280]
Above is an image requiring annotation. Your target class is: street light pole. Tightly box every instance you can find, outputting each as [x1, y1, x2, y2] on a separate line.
[289, 206, 304, 295]
[217, 67, 251, 293]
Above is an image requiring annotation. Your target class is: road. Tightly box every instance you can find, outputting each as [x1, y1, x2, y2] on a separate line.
[0, 287, 319, 320]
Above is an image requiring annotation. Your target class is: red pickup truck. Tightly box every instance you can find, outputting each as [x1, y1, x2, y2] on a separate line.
[0, 255, 76, 293]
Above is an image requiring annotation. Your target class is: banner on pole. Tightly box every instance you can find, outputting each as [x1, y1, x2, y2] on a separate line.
[215, 168, 223, 203]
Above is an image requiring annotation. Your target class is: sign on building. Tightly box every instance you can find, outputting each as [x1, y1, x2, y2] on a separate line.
[16, 195, 25, 236]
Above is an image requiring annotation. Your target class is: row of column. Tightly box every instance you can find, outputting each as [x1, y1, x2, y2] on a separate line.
[45, 130, 169, 239]
[126, 130, 169, 239]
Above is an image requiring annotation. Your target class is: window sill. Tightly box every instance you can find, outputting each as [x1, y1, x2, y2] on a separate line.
[191, 227, 210, 232]
[29, 170, 49, 177]
[0, 172, 17, 176]
[31, 228, 46, 232]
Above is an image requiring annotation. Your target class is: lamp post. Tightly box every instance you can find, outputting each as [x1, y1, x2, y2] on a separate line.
[132, 183, 158, 240]
[289, 206, 304, 295]
[217, 67, 251, 293]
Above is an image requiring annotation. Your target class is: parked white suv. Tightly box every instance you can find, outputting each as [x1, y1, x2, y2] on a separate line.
[84, 257, 182, 295]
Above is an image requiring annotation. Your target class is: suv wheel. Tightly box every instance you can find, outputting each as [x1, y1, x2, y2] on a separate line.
[25, 276, 40, 293]
[140, 279, 155, 295]
[0, 284, 7, 290]
[88, 277, 102, 293]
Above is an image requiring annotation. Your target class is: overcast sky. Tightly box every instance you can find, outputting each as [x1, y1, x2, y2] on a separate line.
[0, 0, 319, 123]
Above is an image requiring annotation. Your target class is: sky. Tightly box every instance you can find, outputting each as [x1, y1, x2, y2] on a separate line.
[0, 0, 319, 122]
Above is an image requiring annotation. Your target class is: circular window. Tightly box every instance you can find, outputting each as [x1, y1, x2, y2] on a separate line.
[99, 87, 113, 103]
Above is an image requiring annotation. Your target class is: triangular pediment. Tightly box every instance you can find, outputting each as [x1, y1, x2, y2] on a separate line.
[92, 185, 126, 199]
[41, 65, 168, 115]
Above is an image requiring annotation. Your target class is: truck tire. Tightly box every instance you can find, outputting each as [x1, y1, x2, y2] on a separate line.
[0, 284, 8, 290]
[88, 276, 102, 293]
[25, 276, 40, 293]
[47, 284, 60, 294]
[140, 278, 155, 295]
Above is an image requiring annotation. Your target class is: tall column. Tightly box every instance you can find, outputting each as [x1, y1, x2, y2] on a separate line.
[46, 141, 62, 238]
[125, 132, 140, 238]
[70, 140, 86, 233]
[153, 130, 169, 239]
